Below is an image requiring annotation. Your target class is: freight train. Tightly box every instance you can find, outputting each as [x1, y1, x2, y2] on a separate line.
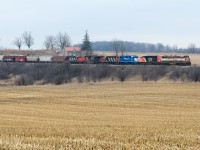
[0, 55, 191, 66]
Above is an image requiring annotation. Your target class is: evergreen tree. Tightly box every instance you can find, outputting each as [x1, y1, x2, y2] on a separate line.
[81, 30, 92, 55]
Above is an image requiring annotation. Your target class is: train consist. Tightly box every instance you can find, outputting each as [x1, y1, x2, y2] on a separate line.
[0, 55, 191, 66]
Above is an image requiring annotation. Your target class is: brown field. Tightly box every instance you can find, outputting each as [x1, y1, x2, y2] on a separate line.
[0, 83, 200, 149]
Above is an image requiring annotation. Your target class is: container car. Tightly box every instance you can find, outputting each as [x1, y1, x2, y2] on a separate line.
[51, 56, 66, 62]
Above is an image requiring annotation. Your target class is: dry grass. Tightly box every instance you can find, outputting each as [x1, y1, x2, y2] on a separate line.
[0, 83, 200, 149]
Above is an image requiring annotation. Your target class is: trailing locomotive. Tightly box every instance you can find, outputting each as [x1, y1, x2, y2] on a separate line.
[138, 55, 191, 65]
[0, 54, 191, 66]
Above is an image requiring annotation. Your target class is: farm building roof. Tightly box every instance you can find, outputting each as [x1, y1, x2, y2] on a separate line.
[65, 47, 81, 51]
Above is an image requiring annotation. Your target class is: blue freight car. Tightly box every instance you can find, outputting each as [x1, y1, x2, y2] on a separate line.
[119, 55, 138, 64]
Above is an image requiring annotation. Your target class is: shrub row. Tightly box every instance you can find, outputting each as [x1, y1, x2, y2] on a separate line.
[0, 62, 199, 86]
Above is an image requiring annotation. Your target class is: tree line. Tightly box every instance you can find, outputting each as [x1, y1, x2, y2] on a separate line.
[12, 31, 92, 55]
[13, 31, 71, 51]
[2, 31, 200, 53]
[88, 41, 200, 54]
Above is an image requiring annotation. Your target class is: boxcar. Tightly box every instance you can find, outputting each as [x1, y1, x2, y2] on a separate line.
[3, 56, 15, 62]
[15, 56, 27, 62]
[51, 56, 66, 62]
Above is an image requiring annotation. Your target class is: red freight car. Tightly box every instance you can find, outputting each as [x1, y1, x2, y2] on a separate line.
[15, 56, 27, 62]
[51, 56, 66, 62]
[3, 56, 15, 62]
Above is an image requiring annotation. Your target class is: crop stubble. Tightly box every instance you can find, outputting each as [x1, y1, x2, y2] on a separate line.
[0, 83, 200, 149]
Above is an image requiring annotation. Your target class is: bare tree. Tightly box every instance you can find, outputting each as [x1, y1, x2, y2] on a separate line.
[188, 43, 196, 53]
[111, 40, 126, 56]
[13, 37, 23, 50]
[44, 35, 56, 50]
[173, 45, 178, 52]
[119, 41, 126, 55]
[44, 40, 50, 50]
[111, 40, 121, 56]
[22, 32, 34, 49]
[56, 32, 71, 51]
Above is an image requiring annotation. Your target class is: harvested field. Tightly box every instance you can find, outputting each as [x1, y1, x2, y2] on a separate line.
[0, 83, 200, 149]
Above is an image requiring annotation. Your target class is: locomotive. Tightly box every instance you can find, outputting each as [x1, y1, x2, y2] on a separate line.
[0, 54, 191, 66]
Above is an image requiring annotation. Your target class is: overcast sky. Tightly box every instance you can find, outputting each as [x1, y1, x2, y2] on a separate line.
[0, 0, 200, 49]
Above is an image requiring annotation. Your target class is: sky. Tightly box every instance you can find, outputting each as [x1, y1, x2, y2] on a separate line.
[0, 0, 200, 49]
